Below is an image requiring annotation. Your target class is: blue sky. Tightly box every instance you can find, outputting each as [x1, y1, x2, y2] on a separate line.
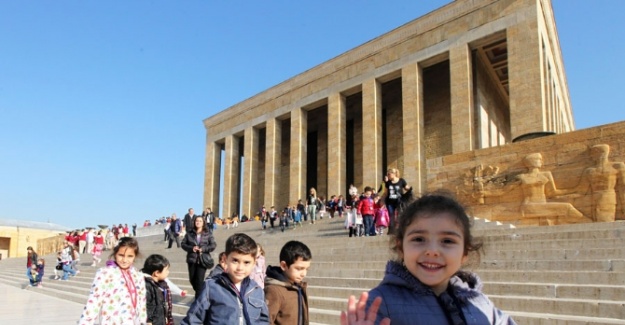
[1, 1, 623, 230]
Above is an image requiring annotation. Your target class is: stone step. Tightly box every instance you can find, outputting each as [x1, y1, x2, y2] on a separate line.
[134, 236, 625, 266]
[482, 282, 625, 300]
[480, 238, 625, 250]
[308, 307, 341, 325]
[47, 230, 625, 260]
[5, 216, 625, 324]
[482, 247, 625, 260]
[507, 311, 625, 325]
[307, 292, 625, 319]
[490, 295, 625, 320]
[7, 257, 625, 287]
[137, 220, 625, 249]
[9, 263, 625, 302]
[132, 237, 625, 267]
[479, 259, 625, 271]
[479, 228, 625, 242]
[477, 270, 625, 286]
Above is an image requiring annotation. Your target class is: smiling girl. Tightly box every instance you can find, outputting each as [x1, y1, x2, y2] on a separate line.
[341, 193, 516, 325]
[79, 237, 147, 325]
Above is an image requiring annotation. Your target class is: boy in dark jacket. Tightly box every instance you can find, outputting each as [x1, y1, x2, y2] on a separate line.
[264, 240, 312, 325]
[208, 252, 227, 278]
[143, 254, 174, 325]
[182, 233, 269, 325]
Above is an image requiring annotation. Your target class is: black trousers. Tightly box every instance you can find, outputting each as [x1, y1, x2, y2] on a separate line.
[168, 234, 180, 248]
[188, 262, 208, 295]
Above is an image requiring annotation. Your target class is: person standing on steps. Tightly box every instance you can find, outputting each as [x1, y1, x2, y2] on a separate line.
[167, 214, 182, 249]
[181, 215, 217, 296]
[183, 208, 198, 233]
[25, 246, 38, 285]
[383, 168, 412, 233]
[78, 237, 147, 325]
[307, 187, 320, 224]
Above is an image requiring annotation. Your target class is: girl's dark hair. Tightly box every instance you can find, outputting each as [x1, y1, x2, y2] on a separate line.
[193, 215, 209, 234]
[391, 191, 482, 261]
[142, 254, 170, 275]
[109, 236, 140, 260]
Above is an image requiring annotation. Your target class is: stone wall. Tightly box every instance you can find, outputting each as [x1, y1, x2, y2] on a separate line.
[0, 226, 66, 258]
[427, 120, 625, 225]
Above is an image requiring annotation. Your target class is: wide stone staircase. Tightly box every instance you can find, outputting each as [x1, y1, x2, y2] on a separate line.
[1, 216, 624, 324]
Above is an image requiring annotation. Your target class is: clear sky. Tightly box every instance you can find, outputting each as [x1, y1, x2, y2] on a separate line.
[1, 1, 623, 230]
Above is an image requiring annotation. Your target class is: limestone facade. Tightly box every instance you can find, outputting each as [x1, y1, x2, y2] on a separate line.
[203, 0, 574, 220]
[0, 223, 68, 259]
[430, 121, 625, 225]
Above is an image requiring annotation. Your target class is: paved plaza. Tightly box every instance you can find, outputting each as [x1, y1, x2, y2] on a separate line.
[0, 282, 84, 324]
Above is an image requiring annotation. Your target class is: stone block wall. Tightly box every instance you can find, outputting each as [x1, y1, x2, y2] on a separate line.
[427, 120, 625, 225]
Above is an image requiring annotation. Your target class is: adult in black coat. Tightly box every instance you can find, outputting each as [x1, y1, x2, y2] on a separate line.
[181, 215, 217, 295]
[182, 208, 198, 232]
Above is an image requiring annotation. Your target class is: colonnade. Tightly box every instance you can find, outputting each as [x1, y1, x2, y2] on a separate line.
[202, 0, 574, 220]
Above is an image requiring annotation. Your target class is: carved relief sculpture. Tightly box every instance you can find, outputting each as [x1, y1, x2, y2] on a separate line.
[569, 144, 625, 222]
[478, 153, 591, 225]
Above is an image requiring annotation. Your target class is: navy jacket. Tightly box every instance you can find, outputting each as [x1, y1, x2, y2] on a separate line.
[367, 261, 516, 325]
[181, 274, 269, 325]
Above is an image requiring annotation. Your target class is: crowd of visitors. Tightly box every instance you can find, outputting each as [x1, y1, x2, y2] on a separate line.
[70, 190, 514, 324]
[26, 165, 516, 324]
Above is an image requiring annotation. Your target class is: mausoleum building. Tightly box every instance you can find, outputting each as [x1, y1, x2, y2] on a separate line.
[203, 0, 574, 220]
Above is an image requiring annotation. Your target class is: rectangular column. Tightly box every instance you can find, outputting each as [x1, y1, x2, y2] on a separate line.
[264, 118, 282, 208]
[223, 135, 240, 220]
[450, 43, 475, 154]
[242, 127, 259, 219]
[401, 64, 426, 194]
[327, 93, 346, 199]
[508, 17, 544, 138]
[203, 140, 221, 218]
[290, 108, 307, 205]
[362, 78, 383, 189]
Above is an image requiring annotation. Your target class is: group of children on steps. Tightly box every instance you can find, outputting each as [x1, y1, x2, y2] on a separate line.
[346, 186, 391, 237]
[74, 192, 515, 325]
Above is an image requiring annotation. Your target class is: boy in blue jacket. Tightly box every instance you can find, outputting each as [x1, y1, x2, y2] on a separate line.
[182, 233, 269, 325]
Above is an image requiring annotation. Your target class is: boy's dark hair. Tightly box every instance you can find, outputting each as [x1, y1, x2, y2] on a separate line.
[364, 186, 373, 193]
[279, 240, 312, 268]
[225, 233, 258, 257]
[142, 254, 170, 275]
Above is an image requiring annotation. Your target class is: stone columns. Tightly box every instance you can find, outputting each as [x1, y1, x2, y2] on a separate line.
[327, 93, 346, 199]
[203, 140, 221, 218]
[242, 127, 259, 219]
[508, 15, 544, 138]
[290, 108, 307, 205]
[402, 63, 426, 194]
[450, 43, 475, 154]
[362, 78, 383, 189]
[264, 118, 282, 208]
[223, 135, 240, 220]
